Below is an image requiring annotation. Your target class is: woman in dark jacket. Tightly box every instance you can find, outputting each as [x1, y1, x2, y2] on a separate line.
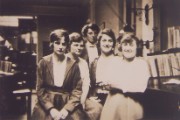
[31, 29, 84, 120]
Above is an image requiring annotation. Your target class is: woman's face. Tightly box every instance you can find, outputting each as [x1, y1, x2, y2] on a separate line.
[53, 37, 67, 56]
[86, 28, 98, 44]
[70, 41, 84, 56]
[100, 34, 114, 55]
[121, 39, 137, 60]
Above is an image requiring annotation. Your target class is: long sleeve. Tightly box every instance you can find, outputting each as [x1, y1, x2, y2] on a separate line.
[63, 64, 83, 112]
[36, 59, 54, 111]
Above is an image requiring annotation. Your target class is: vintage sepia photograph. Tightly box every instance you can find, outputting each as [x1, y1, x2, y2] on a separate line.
[0, 0, 180, 120]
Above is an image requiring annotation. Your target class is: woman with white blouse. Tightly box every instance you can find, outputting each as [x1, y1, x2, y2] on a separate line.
[89, 28, 119, 105]
[100, 34, 150, 120]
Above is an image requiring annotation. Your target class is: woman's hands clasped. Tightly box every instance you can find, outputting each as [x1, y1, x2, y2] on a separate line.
[50, 108, 68, 120]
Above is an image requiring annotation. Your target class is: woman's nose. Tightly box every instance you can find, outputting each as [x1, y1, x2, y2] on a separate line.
[92, 32, 97, 37]
[78, 46, 83, 50]
[124, 45, 132, 50]
[58, 43, 64, 48]
[105, 41, 111, 45]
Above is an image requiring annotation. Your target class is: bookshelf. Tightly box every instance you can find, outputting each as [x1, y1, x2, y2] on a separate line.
[146, 49, 180, 119]
[147, 48, 180, 87]
[147, 0, 180, 89]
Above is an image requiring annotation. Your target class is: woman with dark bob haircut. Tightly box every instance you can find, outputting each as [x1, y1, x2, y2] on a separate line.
[31, 29, 85, 120]
[97, 28, 116, 52]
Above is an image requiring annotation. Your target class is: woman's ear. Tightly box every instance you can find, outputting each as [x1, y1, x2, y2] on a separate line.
[118, 43, 122, 51]
[49, 43, 53, 49]
[137, 39, 143, 49]
[66, 47, 70, 53]
[136, 40, 143, 56]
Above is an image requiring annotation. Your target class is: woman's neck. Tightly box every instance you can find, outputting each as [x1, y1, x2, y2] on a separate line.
[123, 56, 135, 62]
[68, 52, 78, 61]
[53, 53, 65, 62]
[100, 52, 114, 58]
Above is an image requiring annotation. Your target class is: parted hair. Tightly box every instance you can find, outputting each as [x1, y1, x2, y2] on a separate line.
[97, 28, 116, 48]
[69, 32, 85, 45]
[49, 29, 69, 48]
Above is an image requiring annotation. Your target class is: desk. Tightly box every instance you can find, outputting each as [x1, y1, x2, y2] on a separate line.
[143, 85, 180, 119]
[0, 72, 23, 116]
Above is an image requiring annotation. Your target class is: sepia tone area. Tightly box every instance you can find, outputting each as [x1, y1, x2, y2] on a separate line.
[0, 0, 180, 120]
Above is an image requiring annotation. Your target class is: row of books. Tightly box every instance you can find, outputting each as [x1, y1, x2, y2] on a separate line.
[0, 60, 12, 72]
[167, 26, 180, 49]
[147, 53, 180, 77]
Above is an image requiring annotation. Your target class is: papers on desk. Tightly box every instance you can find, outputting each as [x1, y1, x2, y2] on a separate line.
[13, 89, 31, 94]
[163, 79, 180, 85]
[0, 70, 14, 76]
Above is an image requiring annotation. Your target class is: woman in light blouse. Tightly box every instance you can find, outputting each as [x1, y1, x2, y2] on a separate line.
[89, 28, 119, 105]
[100, 34, 150, 120]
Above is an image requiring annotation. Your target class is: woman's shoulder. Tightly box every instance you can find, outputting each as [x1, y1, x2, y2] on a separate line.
[38, 54, 52, 63]
[113, 55, 123, 62]
[135, 57, 147, 62]
[79, 57, 87, 63]
[42, 54, 52, 60]
[134, 57, 149, 66]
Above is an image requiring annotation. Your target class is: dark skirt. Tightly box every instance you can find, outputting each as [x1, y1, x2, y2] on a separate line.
[31, 102, 87, 120]
[31, 91, 87, 120]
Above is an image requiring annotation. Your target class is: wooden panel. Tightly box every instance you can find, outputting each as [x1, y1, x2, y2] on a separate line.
[1, 5, 82, 16]
[0, 0, 89, 16]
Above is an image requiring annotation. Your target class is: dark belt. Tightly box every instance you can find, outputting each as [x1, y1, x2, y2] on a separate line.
[44, 85, 69, 93]
[110, 88, 144, 103]
[44, 85, 69, 110]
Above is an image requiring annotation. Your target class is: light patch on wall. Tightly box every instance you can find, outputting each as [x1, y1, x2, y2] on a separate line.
[142, 0, 154, 41]
[0, 16, 33, 27]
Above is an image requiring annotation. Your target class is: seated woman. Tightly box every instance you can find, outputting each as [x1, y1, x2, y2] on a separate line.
[89, 28, 119, 105]
[100, 34, 150, 120]
[67, 32, 102, 120]
[31, 29, 84, 120]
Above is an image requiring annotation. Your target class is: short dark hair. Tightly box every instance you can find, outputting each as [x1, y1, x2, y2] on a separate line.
[97, 28, 116, 48]
[69, 32, 85, 46]
[49, 29, 69, 47]
[81, 23, 100, 37]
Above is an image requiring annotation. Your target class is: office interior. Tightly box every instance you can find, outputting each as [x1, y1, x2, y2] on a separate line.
[0, 0, 180, 120]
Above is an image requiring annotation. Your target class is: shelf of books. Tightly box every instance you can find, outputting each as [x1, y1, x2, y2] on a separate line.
[147, 49, 180, 88]
[167, 26, 180, 49]
[147, 25, 180, 86]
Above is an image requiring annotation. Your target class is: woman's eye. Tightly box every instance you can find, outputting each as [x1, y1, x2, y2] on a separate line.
[102, 39, 106, 42]
[54, 41, 60, 44]
[130, 43, 134, 46]
[62, 43, 66, 46]
[109, 39, 113, 42]
[73, 44, 78, 47]
[88, 32, 93, 35]
[122, 43, 127, 46]
[80, 45, 84, 48]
